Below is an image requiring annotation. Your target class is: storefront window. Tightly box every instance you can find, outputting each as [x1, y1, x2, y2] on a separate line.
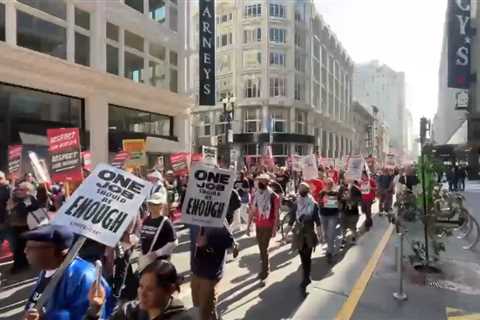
[18, 0, 66, 19]
[17, 11, 67, 60]
[109, 105, 173, 137]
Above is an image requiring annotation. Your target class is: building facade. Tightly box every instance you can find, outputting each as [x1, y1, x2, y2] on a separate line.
[0, 0, 191, 171]
[353, 60, 406, 158]
[351, 101, 373, 156]
[189, 0, 354, 165]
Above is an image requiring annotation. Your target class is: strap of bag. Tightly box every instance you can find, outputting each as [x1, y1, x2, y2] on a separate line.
[30, 208, 49, 225]
[148, 217, 166, 253]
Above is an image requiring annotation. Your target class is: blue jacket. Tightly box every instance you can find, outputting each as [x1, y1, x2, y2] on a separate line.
[28, 257, 114, 320]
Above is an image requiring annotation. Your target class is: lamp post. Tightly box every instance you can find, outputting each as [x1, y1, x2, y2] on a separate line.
[222, 94, 235, 167]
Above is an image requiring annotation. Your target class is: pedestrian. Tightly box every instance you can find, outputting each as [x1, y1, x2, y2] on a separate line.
[319, 178, 342, 264]
[340, 181, 362, 246]
[247, 173, 280, 280]
[138, 190, 178, 272]
[234, 171, 251, 226]
[189, 224, 234, 320]
[360, 171, 377, 231]
[290, 183, 321, 289]
[399, 166, 419, 191]
[83, 260, 191, 320]
[275, 167, 290, 196]
[8, 182, 39, 273]
[0, 171, 11, 252]
[376, 168, 394, 214]
[146, 170, 165, 198]
[457, 166, 467, 192]
[23, 225, 113, 320]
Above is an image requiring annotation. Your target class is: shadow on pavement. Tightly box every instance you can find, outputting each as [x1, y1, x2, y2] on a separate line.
[217, 277, 262, 313]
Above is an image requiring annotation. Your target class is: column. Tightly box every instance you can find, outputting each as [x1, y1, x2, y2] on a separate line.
[66, 2, 75, 63]
[91, 1, 107, 72]
[5, 0, 17, 46]
[86, 94, 109, 165]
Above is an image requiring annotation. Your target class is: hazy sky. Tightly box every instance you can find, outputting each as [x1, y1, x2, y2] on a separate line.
[314, 0, 447, 125]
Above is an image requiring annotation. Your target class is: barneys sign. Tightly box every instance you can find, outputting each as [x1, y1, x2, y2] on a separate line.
[199, 0, 215, 106]
[448, 0, 471, 89]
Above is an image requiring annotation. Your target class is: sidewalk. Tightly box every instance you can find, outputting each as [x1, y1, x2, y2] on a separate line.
[350, 181, 480, 320]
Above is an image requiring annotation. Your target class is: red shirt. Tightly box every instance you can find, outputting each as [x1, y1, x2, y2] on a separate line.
[252, 192, 280, 228]
[361, 177, 377, 202]
[307, 179, 325, 203]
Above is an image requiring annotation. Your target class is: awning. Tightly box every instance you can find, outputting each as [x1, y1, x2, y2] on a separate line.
[447, 120, 468, 145]
[146, 136, 186, 154]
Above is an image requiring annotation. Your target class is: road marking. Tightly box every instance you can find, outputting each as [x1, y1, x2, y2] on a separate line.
[447, 306, 480, 319]
[335, 223, 394, 320]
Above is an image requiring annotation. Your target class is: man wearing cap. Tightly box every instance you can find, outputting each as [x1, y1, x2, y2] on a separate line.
[247, 173, 280, 281]
[22, 224, 113, 320]
[146, 170, 165, 198]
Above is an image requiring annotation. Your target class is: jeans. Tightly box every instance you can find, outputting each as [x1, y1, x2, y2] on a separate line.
[299, 246, 313, 280]
[320, 214, 338, 255]
[458, 178, 465, 191]
[361, 201, 373, 230]
[256, 226, 273, 277]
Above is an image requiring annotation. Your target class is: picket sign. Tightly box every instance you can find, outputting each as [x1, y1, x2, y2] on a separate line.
[301, 154, 318, 180]
[345, 155, 364, 181]
[35, 164, 151, 310]
[202, 146, 218, 166]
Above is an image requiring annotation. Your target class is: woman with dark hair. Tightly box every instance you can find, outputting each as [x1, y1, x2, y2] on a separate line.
[84, 260, 191, 320]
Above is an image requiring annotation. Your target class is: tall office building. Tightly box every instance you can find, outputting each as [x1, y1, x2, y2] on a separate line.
[189, 0, 354, 165]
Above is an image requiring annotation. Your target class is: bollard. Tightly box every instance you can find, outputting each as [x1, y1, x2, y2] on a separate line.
[393, 231, 407, 301]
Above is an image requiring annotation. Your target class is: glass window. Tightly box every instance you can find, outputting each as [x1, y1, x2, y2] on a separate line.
[244, 78, 261, 98]
[169, 6, 178, 31]
[244, 4, 262, 18]
[125, 30, 144, 52]
[124, 51, 144, 83]
[75, 7, 90, 30]
[270, 52, 285, 66]
[243, 28, 261, 43]
[321, 130, 328, 157]
[295, 145, 306, 156]
[269, 4, 286, 18]
[0, 3, 5, 42]
[149, 60, 167, 87]
[215, 112, 227, 135]
[170, 69, 178, 93]
[109, 104, 173, 137]
[269, 28, 286, 43]
[107, 22, 119, 42]
[199, 113, 211, 136]
[295, 77, 304, 101]
[269, 78, 286, 97]
[106, 45, 119, 75]
[169, 50, 178, 66]
[243, 144, 258, 156]
[244, 109, 260, 133]
[75, 32, 89, 66]
[18, 0, 66, 19]
[125, 0, 144, 13]
[149, 42, 166, 60]
[295, 110, 306, 134]
[271, 109, 287, 133]
[243, 50, 261, 68]
[17, 11, 67, 60]
[272, 144, 288, 156]
[149, 0, 166, 23]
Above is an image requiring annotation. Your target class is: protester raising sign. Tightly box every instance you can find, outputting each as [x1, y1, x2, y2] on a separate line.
[181, 164, 235, 228]
[28, 151, 51, 184]
[111, 151, 130, 169]
[301, 154, 318, 180]
[47, 128, 83, 182]
[202, 146, 218, 166]
[52, 164, 151, 247]
[171, 152, 189, 176]
[8, 145, 22, 180]
[122, 139, 147, 167]
[345, 155, 364, 181]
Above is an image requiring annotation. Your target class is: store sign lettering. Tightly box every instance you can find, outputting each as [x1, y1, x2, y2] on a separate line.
[199, 0, 215, 105]
[448, 0, 471, 89]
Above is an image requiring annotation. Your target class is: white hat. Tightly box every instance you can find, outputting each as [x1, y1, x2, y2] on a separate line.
[147, 189, 167, 205]
[255, 173, 271, 181]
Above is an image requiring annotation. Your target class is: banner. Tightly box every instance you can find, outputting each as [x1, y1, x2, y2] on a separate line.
[52, 164, 152, 247]
[289, 154, 302, 172]
[261, 145, 274, 168]
[111, 151, 130, 169]
[202, 146, 218, 166]
[199, 0, 215, 105]
[47, 128, 82, 182]
[448, 0, 471, 89]
[28, 151, 51, 184]
[181, 164, 235, 228]
[385, 153, 396, 169]
[345, 155, 364, 181]
[171, 152, 189, 176]
[82, 151, 93, 172]
[122, 139, 146, 167]
[301, 154, 318, 180]
[190, 153, 203, 166]
[8, 145, 23, 180]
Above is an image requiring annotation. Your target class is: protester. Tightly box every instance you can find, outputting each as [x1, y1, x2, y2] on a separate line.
[340, 180, 362, 246]
[147, 170, 165, 197]
[165, 171, 180, 220]
[318, 178, 342, 264]
[0, 171, 11, 251]
[189, 224, 234, 320]
[139, 190, 177, 271]
[360, 171, 377, 231]
[234, 171, 250, 225]
[84, 260, 191, 320]
[456, 166, 467, 192]
[247, 173, 280, 280]
[8, 181, 39, 273]
[23, 224, 113, 320]
[377, 168, 394, 214]
[289, 182, 320, 289]
[399, 165, 419, 191]
[275, 167, 290, 196]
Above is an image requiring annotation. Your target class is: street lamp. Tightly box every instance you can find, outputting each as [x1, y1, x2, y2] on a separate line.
[222, 94, 235, 167]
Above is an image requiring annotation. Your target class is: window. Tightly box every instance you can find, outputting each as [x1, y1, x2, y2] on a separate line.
[215, 112, 227, 135]
[270, 52, 285, 66]
[295, 110, 306, 134]
[169, 51, 178, 66]
[169, 69, 178, 92]
[243, 50, 262, 68]
[272, 144, 288, 156]
[295, 3, 305, 22]
[269, 4, 286, 18]
[243, 28, 261, 43]
[169, 6, 178, 31]
[199, 113, 211, 136]
[125, 30, 144, 52]
[219, 32, 232, 47]
[109, 105, 173, 137]
[149, 0, 166, 23]
[107, 23, 119, 41]
[295, 145, 306, 156]
[18, 0, 66, 19]
[124, 52, 144, 83]
[244, 78, 261, 98]
[0, 3, 5, 42]
[217, 53, 232, 73]
[244, 108, 260, 133]
[270, 28, 286, 43]
[271, 109, 287, 133]
[244, 144, 259, 156]
[75, 32, 89, 66]
[75, 7, 90, 30]
[149, 60, 167, 87]
[244, 4, 262, 18]
[106, 45, 119, 75]
[295, 54, 305, 72]
[17, 11, 67, 60]
[294, 31, 305, 48]
[270, 77, 286, 97]
[295, 77, 305, 101]
[125, 0, 144, 13]
[149, 43, 166, 60]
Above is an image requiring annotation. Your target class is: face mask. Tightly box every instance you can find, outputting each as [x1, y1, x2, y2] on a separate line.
[299, 191, 308, 197]
[258, 182, 267, 190]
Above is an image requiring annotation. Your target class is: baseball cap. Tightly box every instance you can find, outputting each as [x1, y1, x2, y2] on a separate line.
[22, 224, 74, 250]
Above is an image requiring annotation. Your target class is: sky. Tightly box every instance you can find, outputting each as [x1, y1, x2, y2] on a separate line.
[314, 0, 447, 126]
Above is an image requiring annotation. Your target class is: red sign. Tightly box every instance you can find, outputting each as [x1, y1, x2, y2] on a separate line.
[8, 145, 23, 180]
[47, 128, 82, 182]
[111, 151, 130, 169]
[190, 153, 203, 165]
[82, 151, 93, 172]
[170, 152, 188, 176]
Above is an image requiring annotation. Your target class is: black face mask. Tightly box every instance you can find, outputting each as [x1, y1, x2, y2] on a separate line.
[299, 191, 308, 197]
[258, 182, 267, 190]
